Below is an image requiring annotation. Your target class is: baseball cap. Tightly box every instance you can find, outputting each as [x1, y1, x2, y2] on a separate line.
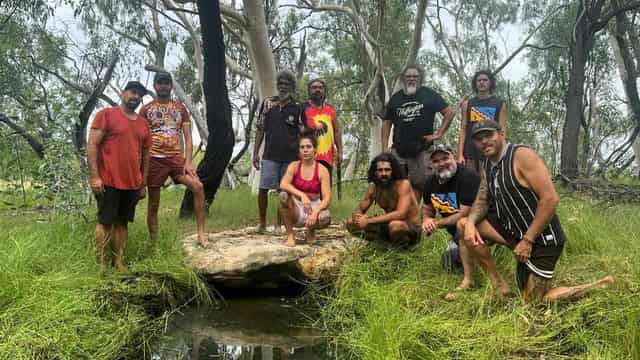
[154, 71, 172, 83]
[471, 119, 501, 138]
[123, 81, 148, 95]
[430, 143, 454, 158]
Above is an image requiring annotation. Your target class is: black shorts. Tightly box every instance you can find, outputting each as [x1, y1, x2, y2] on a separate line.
[486, 212, 564, 290]
[367, 222, 422, 246]
[95, 187, 140, 225]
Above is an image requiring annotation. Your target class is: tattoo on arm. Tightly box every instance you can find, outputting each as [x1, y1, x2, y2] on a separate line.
[468, 170, 489, 224]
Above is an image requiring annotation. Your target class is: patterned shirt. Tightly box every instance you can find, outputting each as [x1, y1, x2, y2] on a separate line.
[139, 100, 190, 157]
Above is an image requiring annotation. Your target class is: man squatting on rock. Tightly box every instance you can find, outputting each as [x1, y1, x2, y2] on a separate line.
[382, 64, 455, 202]
[346, 153, 421, 247]
[253, 70, 303, 233]
[457, 119, 613, 302]
[87, 81, 152, 273]
[139, 71, 207, 247]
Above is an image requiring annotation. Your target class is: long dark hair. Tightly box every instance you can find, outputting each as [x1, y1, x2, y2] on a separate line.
[367, 153, 406, 183]
[471, 69, 496, 93]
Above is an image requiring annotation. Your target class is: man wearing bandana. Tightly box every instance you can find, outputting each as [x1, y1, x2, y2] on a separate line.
[346, 153, 421, 247]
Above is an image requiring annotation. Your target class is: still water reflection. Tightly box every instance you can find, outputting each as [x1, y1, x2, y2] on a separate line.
[152, 297, 333, 359]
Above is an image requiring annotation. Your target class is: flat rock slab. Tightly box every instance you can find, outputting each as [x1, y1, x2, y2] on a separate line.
[183, 225, 364, 288]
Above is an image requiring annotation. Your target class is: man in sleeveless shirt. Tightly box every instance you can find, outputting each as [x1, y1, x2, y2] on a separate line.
[382, 64, 455, 202]
[139, 72, 207, 248]
[458, 70, 507, 173]
[346, 153, 421, 247]
[88, 81, 152, 272]
[457, 119, 613, 302]
[301, 79, 343, 180]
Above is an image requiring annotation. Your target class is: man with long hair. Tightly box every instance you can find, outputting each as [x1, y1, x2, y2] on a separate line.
[346, 153, 421, 246]
[458, 70, 507, 172]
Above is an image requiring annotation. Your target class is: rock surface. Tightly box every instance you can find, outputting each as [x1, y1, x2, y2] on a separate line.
[183, 225, 364, 288]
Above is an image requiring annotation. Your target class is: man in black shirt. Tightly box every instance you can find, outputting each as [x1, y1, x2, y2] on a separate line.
[422, 144, 479, 296]
[382, 64, 455, 202]
[253, 70, 303, 233]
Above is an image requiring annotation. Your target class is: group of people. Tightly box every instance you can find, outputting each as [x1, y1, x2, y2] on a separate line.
[87, 64, 613, 303]
[88, 72, 206, 273]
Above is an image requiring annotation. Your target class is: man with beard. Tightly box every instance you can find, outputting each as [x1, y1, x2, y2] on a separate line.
[457, 119, 614, 301]
[458, 70, 507, 172]
[382, 64, 455, 202]
[253, 70, 304, 233]
[421, 144, 480, 298]
[88, 81, 152, 273]
[139, 72, 207, 248]
[346, 153, 421, 247]
[302, 79, 343, 180]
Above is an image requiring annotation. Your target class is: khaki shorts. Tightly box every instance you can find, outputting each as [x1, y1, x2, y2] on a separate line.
[391, 148, 432, 192]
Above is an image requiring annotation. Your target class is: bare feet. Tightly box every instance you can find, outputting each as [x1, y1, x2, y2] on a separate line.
[197, 233, 208, 247]
[444, 280, 475, 301]
[495, 281, 513, 297]
[284, 234, 296, 247]
[256, 223, 266, 234]
[114, 261, 127, 273]
[595, 275, 615, 289]
[305, 228, 315, 245]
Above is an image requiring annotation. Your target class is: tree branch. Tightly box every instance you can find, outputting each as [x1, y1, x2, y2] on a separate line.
[0, 113, 45, 158]
[593, 0, 640, 33]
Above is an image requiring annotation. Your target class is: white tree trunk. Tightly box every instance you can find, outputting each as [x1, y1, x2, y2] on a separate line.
[343, 141, 359, 181]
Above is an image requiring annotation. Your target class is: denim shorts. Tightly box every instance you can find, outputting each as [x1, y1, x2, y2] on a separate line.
[259, 159, 291, 190]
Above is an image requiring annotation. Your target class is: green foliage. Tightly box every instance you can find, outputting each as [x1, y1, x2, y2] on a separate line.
[318, 193, 640, 359]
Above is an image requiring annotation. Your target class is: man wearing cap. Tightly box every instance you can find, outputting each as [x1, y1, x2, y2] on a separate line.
[139, 72, 207, 248]
[457, 119, 613, 301]
[458, 70, 507, 172]
[88, 81, 152, 272]
[421, 143, 479, 294]
[382, 64, 455, 202]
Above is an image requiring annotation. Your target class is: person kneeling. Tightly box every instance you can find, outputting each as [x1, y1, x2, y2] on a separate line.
[346, 153, 421, 247]
[279, 134, 331, 247]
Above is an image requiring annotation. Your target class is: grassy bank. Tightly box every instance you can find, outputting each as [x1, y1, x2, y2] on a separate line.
[319, 191, 640, 359]
[2, 181, 638, 359]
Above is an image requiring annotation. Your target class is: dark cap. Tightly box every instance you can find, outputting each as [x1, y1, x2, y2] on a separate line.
[471, 119, 501, 138]
[154, 71, 172, 83]
[123, 81, 148, 95]
[430, 143, 454, 158]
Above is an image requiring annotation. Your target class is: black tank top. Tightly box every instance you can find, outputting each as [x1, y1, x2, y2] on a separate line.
[464, 96, 504, 160]
[482, 144, 565, 246]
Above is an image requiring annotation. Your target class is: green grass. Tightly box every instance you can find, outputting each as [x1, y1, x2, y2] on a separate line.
[2, 181, 639, 359]
[317, 192, 640, 359]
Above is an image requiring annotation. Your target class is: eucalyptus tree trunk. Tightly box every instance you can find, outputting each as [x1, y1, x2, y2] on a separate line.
[180, 0, 234, 216]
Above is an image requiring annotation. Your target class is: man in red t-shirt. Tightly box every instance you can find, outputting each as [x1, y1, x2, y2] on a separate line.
[139, 72, 207, 247]
[302, 79, 342, 179]
[87, 81, 152, 273]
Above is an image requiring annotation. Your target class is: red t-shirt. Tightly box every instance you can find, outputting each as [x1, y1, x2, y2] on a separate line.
[303, 102, 337, 167]
[91, 107, 152, 190]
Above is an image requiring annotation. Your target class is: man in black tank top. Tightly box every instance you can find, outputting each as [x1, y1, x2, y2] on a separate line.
[458, 70, 506, 173]
[456, 119, 613, 302]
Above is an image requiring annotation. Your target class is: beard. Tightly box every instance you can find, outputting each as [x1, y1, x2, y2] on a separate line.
[375, 176, 393, 189]
[403, 84, 417, 96]
[125, 99, 141, 112]
[310, 92, 324, 103]
[436, 163, 457, 183]
[278, 88, 293, 101]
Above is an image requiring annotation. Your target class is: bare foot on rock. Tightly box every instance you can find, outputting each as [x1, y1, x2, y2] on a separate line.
[284, 234, 296, 247]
